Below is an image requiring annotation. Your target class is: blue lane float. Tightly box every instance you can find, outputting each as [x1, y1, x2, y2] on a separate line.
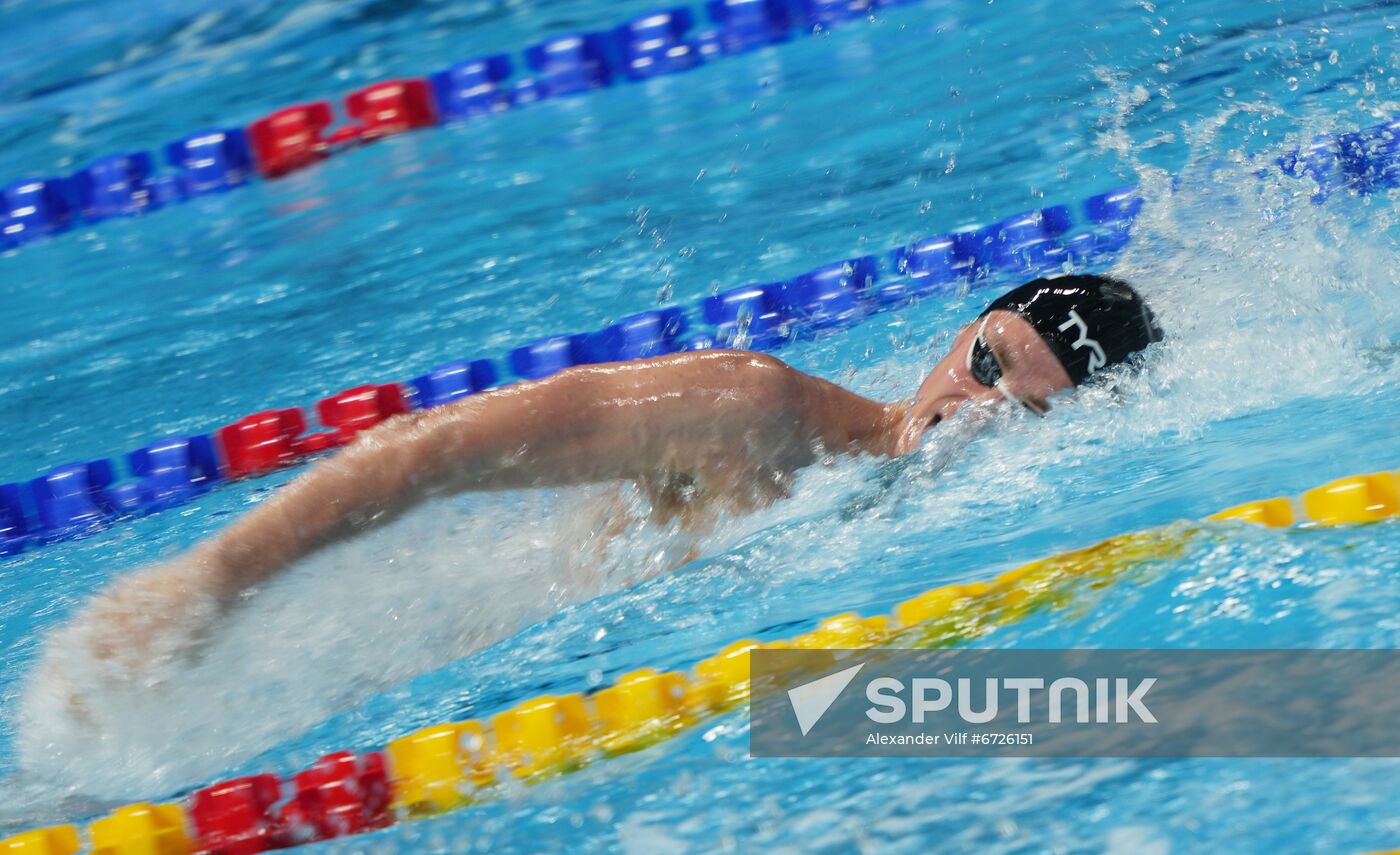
[2, 178, 74, 246]
[783, 255, 878, 330]
[1336, 118, 1400, 192]
[29, 461, 120, 543]
[1084, 185, 1145, 226]
[1061, 230, 1104, 262]
[702, 281, 793, 348]
[706, 0, 792, 53]
[0, 485, 29, 557]
[615, 8, 705, 79]
[524, 33, 614, 98]
[122, 435, 225, 512]
[509, 334, 594, 380]
[511, 77, 546, 106]
[591, 308, 690, 360]
[69, 152, 164, 222]
[410, 359, 498, 408]
[890, 233, 960, 288]
[164, 128, 255, 196]
[1276, 138, 1341, 204]
[428, 57, 515, 121]
[949, 224, 994, 275]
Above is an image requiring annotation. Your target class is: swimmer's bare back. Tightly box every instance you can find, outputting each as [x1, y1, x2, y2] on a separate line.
[74, 350, 923, 676]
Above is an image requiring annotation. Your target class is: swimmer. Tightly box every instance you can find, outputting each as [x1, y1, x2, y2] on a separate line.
[70, 274, 1162, 678]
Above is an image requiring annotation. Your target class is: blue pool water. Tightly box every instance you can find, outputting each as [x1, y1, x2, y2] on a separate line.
[3, 0, 1400, 851]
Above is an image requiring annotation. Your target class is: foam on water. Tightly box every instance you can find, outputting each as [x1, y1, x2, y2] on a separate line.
[12, 483, 700, 796]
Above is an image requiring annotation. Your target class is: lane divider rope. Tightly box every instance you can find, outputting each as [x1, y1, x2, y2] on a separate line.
[4, 466, 1397, 852]
[2, 0, 924, 249]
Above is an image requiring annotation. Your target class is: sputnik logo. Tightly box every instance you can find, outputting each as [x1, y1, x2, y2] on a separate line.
[787, 663, 865, 736]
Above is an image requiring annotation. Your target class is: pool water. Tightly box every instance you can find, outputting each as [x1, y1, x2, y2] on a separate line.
[3, 0, 1400, 851]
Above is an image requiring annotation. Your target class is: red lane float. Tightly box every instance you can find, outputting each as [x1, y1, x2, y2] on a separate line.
[213, 385, 407, 479]
[190, 774, 287, 855]
[246, 79, 437, 180]
[188, 753, 390, 853]
[215, 409, 320, 479]
[344, 79, 437, 139]
[315, 384, 409, 446]
[277, 752, 392, 844]
[247, 102, 335, 178]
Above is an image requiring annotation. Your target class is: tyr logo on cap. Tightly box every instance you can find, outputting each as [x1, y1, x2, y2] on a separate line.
[1057, 308, 1106, 374]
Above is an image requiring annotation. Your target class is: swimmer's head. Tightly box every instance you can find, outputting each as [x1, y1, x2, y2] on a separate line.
[903, 274, 1163, 439]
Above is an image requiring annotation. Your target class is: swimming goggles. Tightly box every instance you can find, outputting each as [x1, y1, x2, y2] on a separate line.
[966, 317, 1048, 416]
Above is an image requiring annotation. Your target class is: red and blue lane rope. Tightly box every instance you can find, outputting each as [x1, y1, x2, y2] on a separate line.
[3, 0, 1391, 246]
[2, 0, 915, 245]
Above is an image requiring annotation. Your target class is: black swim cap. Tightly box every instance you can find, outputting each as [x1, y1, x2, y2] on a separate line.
[976, 274, 1163, 386]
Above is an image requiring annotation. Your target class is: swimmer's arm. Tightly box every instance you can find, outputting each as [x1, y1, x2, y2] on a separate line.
[199, 350, 895, 598]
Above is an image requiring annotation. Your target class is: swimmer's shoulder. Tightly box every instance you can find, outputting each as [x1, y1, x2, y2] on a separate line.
[601, 347, 796, 376]
[541, 348, 805, 401]
[628, 351, 889, 450]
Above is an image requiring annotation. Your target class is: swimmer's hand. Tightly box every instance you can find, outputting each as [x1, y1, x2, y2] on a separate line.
[74, 552, 230, 685]
[22, 554, 230, 736]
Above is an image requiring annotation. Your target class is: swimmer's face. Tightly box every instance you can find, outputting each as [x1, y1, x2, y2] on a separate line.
[906, 310, 1074, 438]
